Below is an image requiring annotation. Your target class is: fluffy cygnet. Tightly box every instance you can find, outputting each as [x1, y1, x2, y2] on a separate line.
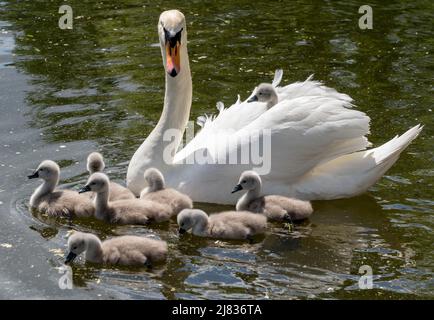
[65, 231, 167, 266]
[247, 83, 278, 108]
[28, 160, 94, 218]
[177, 209, 267, 240]
[79, 173, 171, 225]
[232, 171, 313, 221]
[140, 168, 193, 217]
[87, 152, 135, 201]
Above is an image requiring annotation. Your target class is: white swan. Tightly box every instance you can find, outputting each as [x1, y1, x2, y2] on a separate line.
[127, 9, 422, 205]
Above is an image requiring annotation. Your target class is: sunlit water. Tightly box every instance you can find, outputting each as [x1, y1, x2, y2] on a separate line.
[0, 0, 432, 299]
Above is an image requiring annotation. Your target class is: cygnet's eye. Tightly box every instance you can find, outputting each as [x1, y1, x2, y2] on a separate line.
[39, 168, 44, 172]
[259, 92, 262, 96]
[242, 180, 247, 184]
[72, 246, 77, 250]
[90, 182, 96, 186]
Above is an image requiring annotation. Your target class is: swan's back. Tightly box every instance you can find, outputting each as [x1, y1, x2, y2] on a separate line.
[101, 236, 167, 265]
[140, 188, 193, 217]
[34, 190, 94, 218]
[208, 211, 267, 239]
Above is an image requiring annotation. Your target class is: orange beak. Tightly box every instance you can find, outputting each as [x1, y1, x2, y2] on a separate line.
[166, 41, 181, 77]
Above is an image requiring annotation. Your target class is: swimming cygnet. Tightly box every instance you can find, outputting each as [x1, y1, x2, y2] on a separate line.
[65, 231, 167, 266]
[79, 173, 171, 225]
[140, 168, 193, 217]
[28, 160, 94, 218]
[232, 171, 313, 222]
[247, 83, 278, 108]
[177, 209, 267, 240]
[87, 152, 135, 201]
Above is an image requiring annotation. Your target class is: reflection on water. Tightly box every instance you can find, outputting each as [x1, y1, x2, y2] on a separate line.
[0, 0, 433, 299]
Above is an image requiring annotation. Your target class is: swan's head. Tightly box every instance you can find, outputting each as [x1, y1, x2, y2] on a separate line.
[79, 172, 109, 194]
[247, 83, 277, 104]
[177, 209, 208, 234]
[65, 231, 88, 264]
[143, 167, 165, 192]
[87, 152, 105, 174]
[232, 170, 262, 193]
[158, 10, 187, 78]
[28, 160, 60, 182]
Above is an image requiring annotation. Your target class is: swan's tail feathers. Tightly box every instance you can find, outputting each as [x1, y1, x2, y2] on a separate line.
[272, 69, 283, 87]
[294, 125, 423, 200]
[369, 124, 423, 165]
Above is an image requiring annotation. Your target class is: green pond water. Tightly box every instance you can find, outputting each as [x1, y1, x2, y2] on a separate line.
[0, 0, 433, 299]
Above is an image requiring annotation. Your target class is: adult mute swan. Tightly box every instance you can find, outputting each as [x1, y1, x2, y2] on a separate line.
[127, 9, 422, 205]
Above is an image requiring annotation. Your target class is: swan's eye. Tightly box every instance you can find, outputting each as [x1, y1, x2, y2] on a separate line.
[242, 180, 247, 184]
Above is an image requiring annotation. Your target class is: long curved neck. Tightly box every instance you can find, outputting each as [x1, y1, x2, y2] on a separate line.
[127, 40, 192, 195]
[85, 235, 104, 263]
[30, 176, 58, 207]
[148, 54, 192, 163]
[236, 182, 262, 211]
[94, 189, 110, 220]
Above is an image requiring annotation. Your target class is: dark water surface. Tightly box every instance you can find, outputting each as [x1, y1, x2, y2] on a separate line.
[0, 0, 432, 299]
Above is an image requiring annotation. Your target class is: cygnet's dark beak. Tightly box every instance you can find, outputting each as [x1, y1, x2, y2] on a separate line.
[78, 185, 91, 194]
[231, 184, 243, 193]
[28, 172, 39, 179]
[178, 228, 186, 235]
[247, 95, 258, 103]
[65, 251, 77, 264]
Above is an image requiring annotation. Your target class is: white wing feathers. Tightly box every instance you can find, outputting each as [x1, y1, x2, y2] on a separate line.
[271, 69, 283, 87]
[175, 71, 371, 183]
